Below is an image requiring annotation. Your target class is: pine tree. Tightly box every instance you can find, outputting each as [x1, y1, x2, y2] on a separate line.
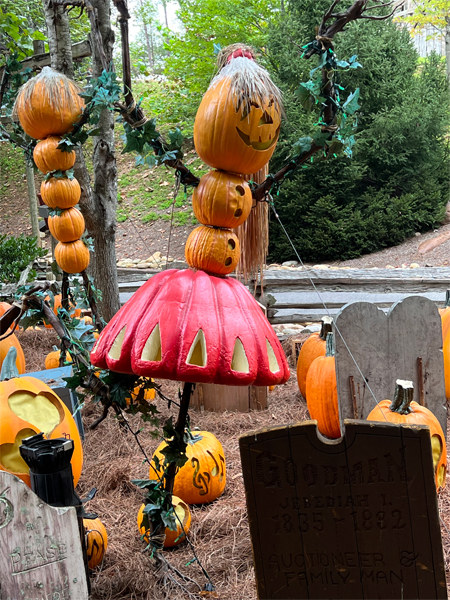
[267, 2, 450, 262]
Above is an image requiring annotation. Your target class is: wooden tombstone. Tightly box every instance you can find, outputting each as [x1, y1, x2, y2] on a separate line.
[333, 297, 447, 435]
[240, 420, 446, 600]
[0, 471, 89, 600]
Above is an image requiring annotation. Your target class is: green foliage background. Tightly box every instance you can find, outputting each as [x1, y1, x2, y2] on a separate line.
[267, 1, 450, 261]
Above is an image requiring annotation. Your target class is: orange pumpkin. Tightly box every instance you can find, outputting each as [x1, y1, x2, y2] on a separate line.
[44, 346, 72, 370]
[48, 207, 85, 242]
[43, 294, 82, 329]
[137, 495, 191, 548]
[125, 379, 155, 406]
[0, 376, 83, 487]
[367, 379, 446, 492]
[54, 240, 90, 274]
[297, 317, 333, 399]
[305, 332, 340, 439]
[33, 136, 76, 174]
[194, 57, 282, 174]
[13, 66, 84, 140]
[185, 226, 240, 275]
[149, 430, 226, 504]
[40, 176, 81, 209]
[83, 517, 108, 568]
[193, 170, 252, 228]
[0, 303, 25, 375]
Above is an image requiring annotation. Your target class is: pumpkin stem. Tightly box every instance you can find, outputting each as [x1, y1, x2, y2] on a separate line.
[52, 345, 59, 352]
[0, 346, 20, 381]
[319, 316, 333, 341]
[325, 332, 335, 357]
[445, 290, 450, 308]
[389, 379, 414, 415]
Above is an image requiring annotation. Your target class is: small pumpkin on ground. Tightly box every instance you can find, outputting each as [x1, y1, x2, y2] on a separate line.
[185, 226, 240, 276]
[40, 176, 81, 209]
[137, 495, 191, 548]
[0, 347, 83, 487]
[44, 346, 72, 370]
[54, 239, 90, 274]
[296, 316, 333, 399]
[367, 379, 446, 492]
[149, 430, 226, 504]
[13, 66, 84, 140]
[305, 332, 341, 439]
[83, 517, 108, 568]
[33, 136, 76, 174]
[48, 207, 85, 243]
[0, 303, 25, 375]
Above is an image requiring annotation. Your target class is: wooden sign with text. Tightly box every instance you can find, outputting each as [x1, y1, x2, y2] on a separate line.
[240, 420, 446, 599]
[0, 471, 89, 600]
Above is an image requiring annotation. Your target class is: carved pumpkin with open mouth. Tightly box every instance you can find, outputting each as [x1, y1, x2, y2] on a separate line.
[194, 56, 283, 175]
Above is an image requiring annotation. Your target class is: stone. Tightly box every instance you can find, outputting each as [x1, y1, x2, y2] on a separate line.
[385, 265, 395, 269]
[410, 263, 420, 269]
[312, 264, 330, 270]
[302, 324, 321, 334]
[282, 261, 299, 267]
[415, 232, 422, 237]
[153, 251, 162, 259]
[280, 328, 298, 336]
[136, 264, 149, 269]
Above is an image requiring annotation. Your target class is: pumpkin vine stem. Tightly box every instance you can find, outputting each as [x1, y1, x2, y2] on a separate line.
[325, 331, 335, 357]
[320, 316, 333, 341]
[389, 380, 414, 415]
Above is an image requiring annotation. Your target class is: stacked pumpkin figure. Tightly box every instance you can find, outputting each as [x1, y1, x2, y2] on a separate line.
[13, 67, 89, 274]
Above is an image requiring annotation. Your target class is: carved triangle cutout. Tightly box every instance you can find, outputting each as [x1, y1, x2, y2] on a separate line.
[141, 324, 162, 362]
[231, 338, 249, 373]
[108, 326, 126, 360]
[186, 329, 207, 367]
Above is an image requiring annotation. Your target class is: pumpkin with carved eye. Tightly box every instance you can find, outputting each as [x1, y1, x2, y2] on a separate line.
[194, 56, 282, 175]
[185, 226, 240, 276]
[193, 170, 252, 228]
[83, 517, 108, 568]
[149, 430, 226, 505]
[0, 376, 83, 487]
[137, 495, 191, 548]
[367, 379, 446, 493]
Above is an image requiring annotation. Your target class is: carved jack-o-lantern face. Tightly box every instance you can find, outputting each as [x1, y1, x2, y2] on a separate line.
[235, 98, 281, 153]
[194, 77, 282, 175]
[0, 376, 83, 487]
[149, 430, 226, 504]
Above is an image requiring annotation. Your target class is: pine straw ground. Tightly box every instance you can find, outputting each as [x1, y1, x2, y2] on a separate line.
[17, 328, 450, 599]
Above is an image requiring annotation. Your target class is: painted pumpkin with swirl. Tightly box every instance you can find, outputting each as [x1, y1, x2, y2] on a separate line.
[149, 430, 226, 504]
[194, 46, 283, 175]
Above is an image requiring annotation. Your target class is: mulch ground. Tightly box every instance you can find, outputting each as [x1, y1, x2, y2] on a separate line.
[18, 328, 450, 599]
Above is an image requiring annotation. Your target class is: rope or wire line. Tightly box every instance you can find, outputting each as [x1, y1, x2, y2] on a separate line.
[267, 193, 388, 421]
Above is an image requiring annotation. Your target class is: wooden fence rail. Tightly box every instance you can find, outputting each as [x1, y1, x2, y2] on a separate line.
[3, 266, 450, 324]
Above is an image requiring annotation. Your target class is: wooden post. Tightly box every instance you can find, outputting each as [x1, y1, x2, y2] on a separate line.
[32, 39, 45, 55]
[25, 157, 41, 248]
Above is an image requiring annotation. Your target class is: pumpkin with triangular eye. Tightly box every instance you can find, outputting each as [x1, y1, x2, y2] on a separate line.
[194, 55, 282, 175]
[0, 354, 83, 488]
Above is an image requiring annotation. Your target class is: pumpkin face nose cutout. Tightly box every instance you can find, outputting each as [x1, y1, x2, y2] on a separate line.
[108, 326, 126, 360]
[231, 338, 249, 373]
[141, 324, 162, 362]
[187, 330, 207, 367]
[266, 339, 280, 373]
[0, 428, 37, 473]
[8, 392, 63, 435]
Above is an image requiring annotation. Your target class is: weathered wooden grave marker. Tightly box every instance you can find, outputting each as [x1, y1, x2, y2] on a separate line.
[333, 297, 447, 435]
[0, 471, 89, 600]
[240, 420, 446, 600]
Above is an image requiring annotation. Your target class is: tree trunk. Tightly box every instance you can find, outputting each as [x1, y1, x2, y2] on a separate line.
[137, 0, 154, 71]
[87, 0, 120, 320]
[445, 25, 450, 81]
[42, 0, 120, 321]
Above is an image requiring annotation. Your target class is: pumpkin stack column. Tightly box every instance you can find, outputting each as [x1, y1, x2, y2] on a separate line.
[185, 46, 282, 275]
[13, 67, 89, 275]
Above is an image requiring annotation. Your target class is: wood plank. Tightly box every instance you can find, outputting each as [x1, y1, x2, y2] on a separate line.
[334, 298, 447, 436]
[239, 420, 447, 600]
[191, 384, 267, 412]
[0, 40, 91, 79]
[0, 471, 89, 599]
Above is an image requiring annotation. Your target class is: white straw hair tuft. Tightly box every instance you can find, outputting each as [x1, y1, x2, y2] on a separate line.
[12, 66, 83, 123]
[209, 56, 283, 115]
